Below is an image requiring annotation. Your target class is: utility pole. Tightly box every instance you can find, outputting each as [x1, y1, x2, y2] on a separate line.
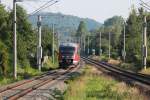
[123, 21, 126, 62]
[80, 36, 82, 54]
[37, 15, 42, 71]
[99, 32, 102, 56]
[13, 0, 17, 79]
[143, 15, 147, 70]
[80, 36, 82, 55]
[109, 32, 111, 59]
[52, 24, 55, 64]
[83, 35, 86, 55]
[57, 31, 59, 48]
[88, 36, 90, 55]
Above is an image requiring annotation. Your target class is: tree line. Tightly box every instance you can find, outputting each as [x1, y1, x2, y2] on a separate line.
[76, 7, 150, 69]
[0, 4, 56, 77]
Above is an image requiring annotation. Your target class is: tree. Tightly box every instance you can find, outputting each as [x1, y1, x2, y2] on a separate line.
[118, 8, 143, 63]
[104, 16, 124, 52]
[0, 41, 8, 76]
[0, 5, 10, 76]
[42, 26, 53, 56]
[8, 5, 38, 67]
[76, 21, 88, 54]
[76, 21, 88, 37]
[0, 4, 10, 44]
[90, 16, 124, 56]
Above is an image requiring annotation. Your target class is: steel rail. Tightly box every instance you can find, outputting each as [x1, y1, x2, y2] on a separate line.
[86, 57, 150, 78]
[5, 66, 77, 100]
[100, 61, 150, 78]
[0, 71, 57, 94]
[82, 57, 150, 86]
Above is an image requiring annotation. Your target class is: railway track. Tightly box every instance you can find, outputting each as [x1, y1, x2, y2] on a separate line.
[82, 57, 150, 90]
[0, 65, 78, 100]
[0, 71, 57, 94]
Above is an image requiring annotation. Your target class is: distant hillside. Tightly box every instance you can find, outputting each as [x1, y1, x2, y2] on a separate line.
[28, 12, 102, 35]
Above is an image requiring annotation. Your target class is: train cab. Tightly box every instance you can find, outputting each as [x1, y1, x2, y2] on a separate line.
[58, 43, 80, 67]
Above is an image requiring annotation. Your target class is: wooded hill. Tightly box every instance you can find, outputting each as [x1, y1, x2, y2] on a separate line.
[28, 12, 102, 35]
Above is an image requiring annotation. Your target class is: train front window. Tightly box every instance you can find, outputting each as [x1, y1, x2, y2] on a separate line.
[60, 47, 75, 55]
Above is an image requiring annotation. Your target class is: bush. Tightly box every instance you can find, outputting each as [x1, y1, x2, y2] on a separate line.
[0, 48, 8, 76]
[100, 55, 109, 62]
[119, 63, 141, 72]
[42, 57, 58, 71]
[0, 41, 9, 77]
[111, 52, 118, 59]
[147, 56, 150, 66]
[120, 63, 134, 70]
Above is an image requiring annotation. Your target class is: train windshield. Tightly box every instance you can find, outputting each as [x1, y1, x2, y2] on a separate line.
[59, 46, 75, 55]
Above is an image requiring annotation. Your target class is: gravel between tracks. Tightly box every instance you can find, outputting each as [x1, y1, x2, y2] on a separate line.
[19, 62, 84, 100]
[0, 69, 63, 100]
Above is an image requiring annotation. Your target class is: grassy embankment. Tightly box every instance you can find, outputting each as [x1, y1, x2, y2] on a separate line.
[0, 57, 58, 86]
[64, 65, 146, 100]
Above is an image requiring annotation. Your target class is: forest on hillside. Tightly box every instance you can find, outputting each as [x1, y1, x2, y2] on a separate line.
[28, 12, 102, 37]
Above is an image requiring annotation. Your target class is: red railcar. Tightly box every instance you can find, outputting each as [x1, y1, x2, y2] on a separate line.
[58, 43, 80, 67]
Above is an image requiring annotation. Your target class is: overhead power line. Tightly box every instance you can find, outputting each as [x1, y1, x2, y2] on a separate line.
[28, 0, 54, 15]
[28, 0, 59, 17]
[140, 0, 150, 11]
[140, 3, 150, 11]
[140, 0, 150, 8]
[36, 0, 58, 13]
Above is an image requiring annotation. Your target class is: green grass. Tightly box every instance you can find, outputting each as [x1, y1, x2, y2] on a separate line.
[140, 67, 150, 75]
[100, 55, 109, 61]
[0, 58, 58, 86]
[90, 55, 109, 62]
[0, 66, 42, 86]
[0, 77, 16, 86]
[119, 62, 137, 70]
[64, 65, 146, 100]
[42, 58, 59, 71]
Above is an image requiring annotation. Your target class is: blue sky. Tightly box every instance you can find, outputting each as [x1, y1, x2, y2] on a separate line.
[2, 0, 143, 23]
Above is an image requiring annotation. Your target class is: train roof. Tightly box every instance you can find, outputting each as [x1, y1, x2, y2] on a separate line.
[59, 43, 79, 48]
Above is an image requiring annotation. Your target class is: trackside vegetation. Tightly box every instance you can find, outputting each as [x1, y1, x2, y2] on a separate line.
[64, 65, 147, 100]
[0, 4, 58, 85]
[0, 57, 58, 86]
[75, 7, 150, 73]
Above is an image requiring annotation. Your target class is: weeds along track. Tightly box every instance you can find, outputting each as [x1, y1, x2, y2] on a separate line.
[82, 57, 150, 90]
[0, 66, 77, 100]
